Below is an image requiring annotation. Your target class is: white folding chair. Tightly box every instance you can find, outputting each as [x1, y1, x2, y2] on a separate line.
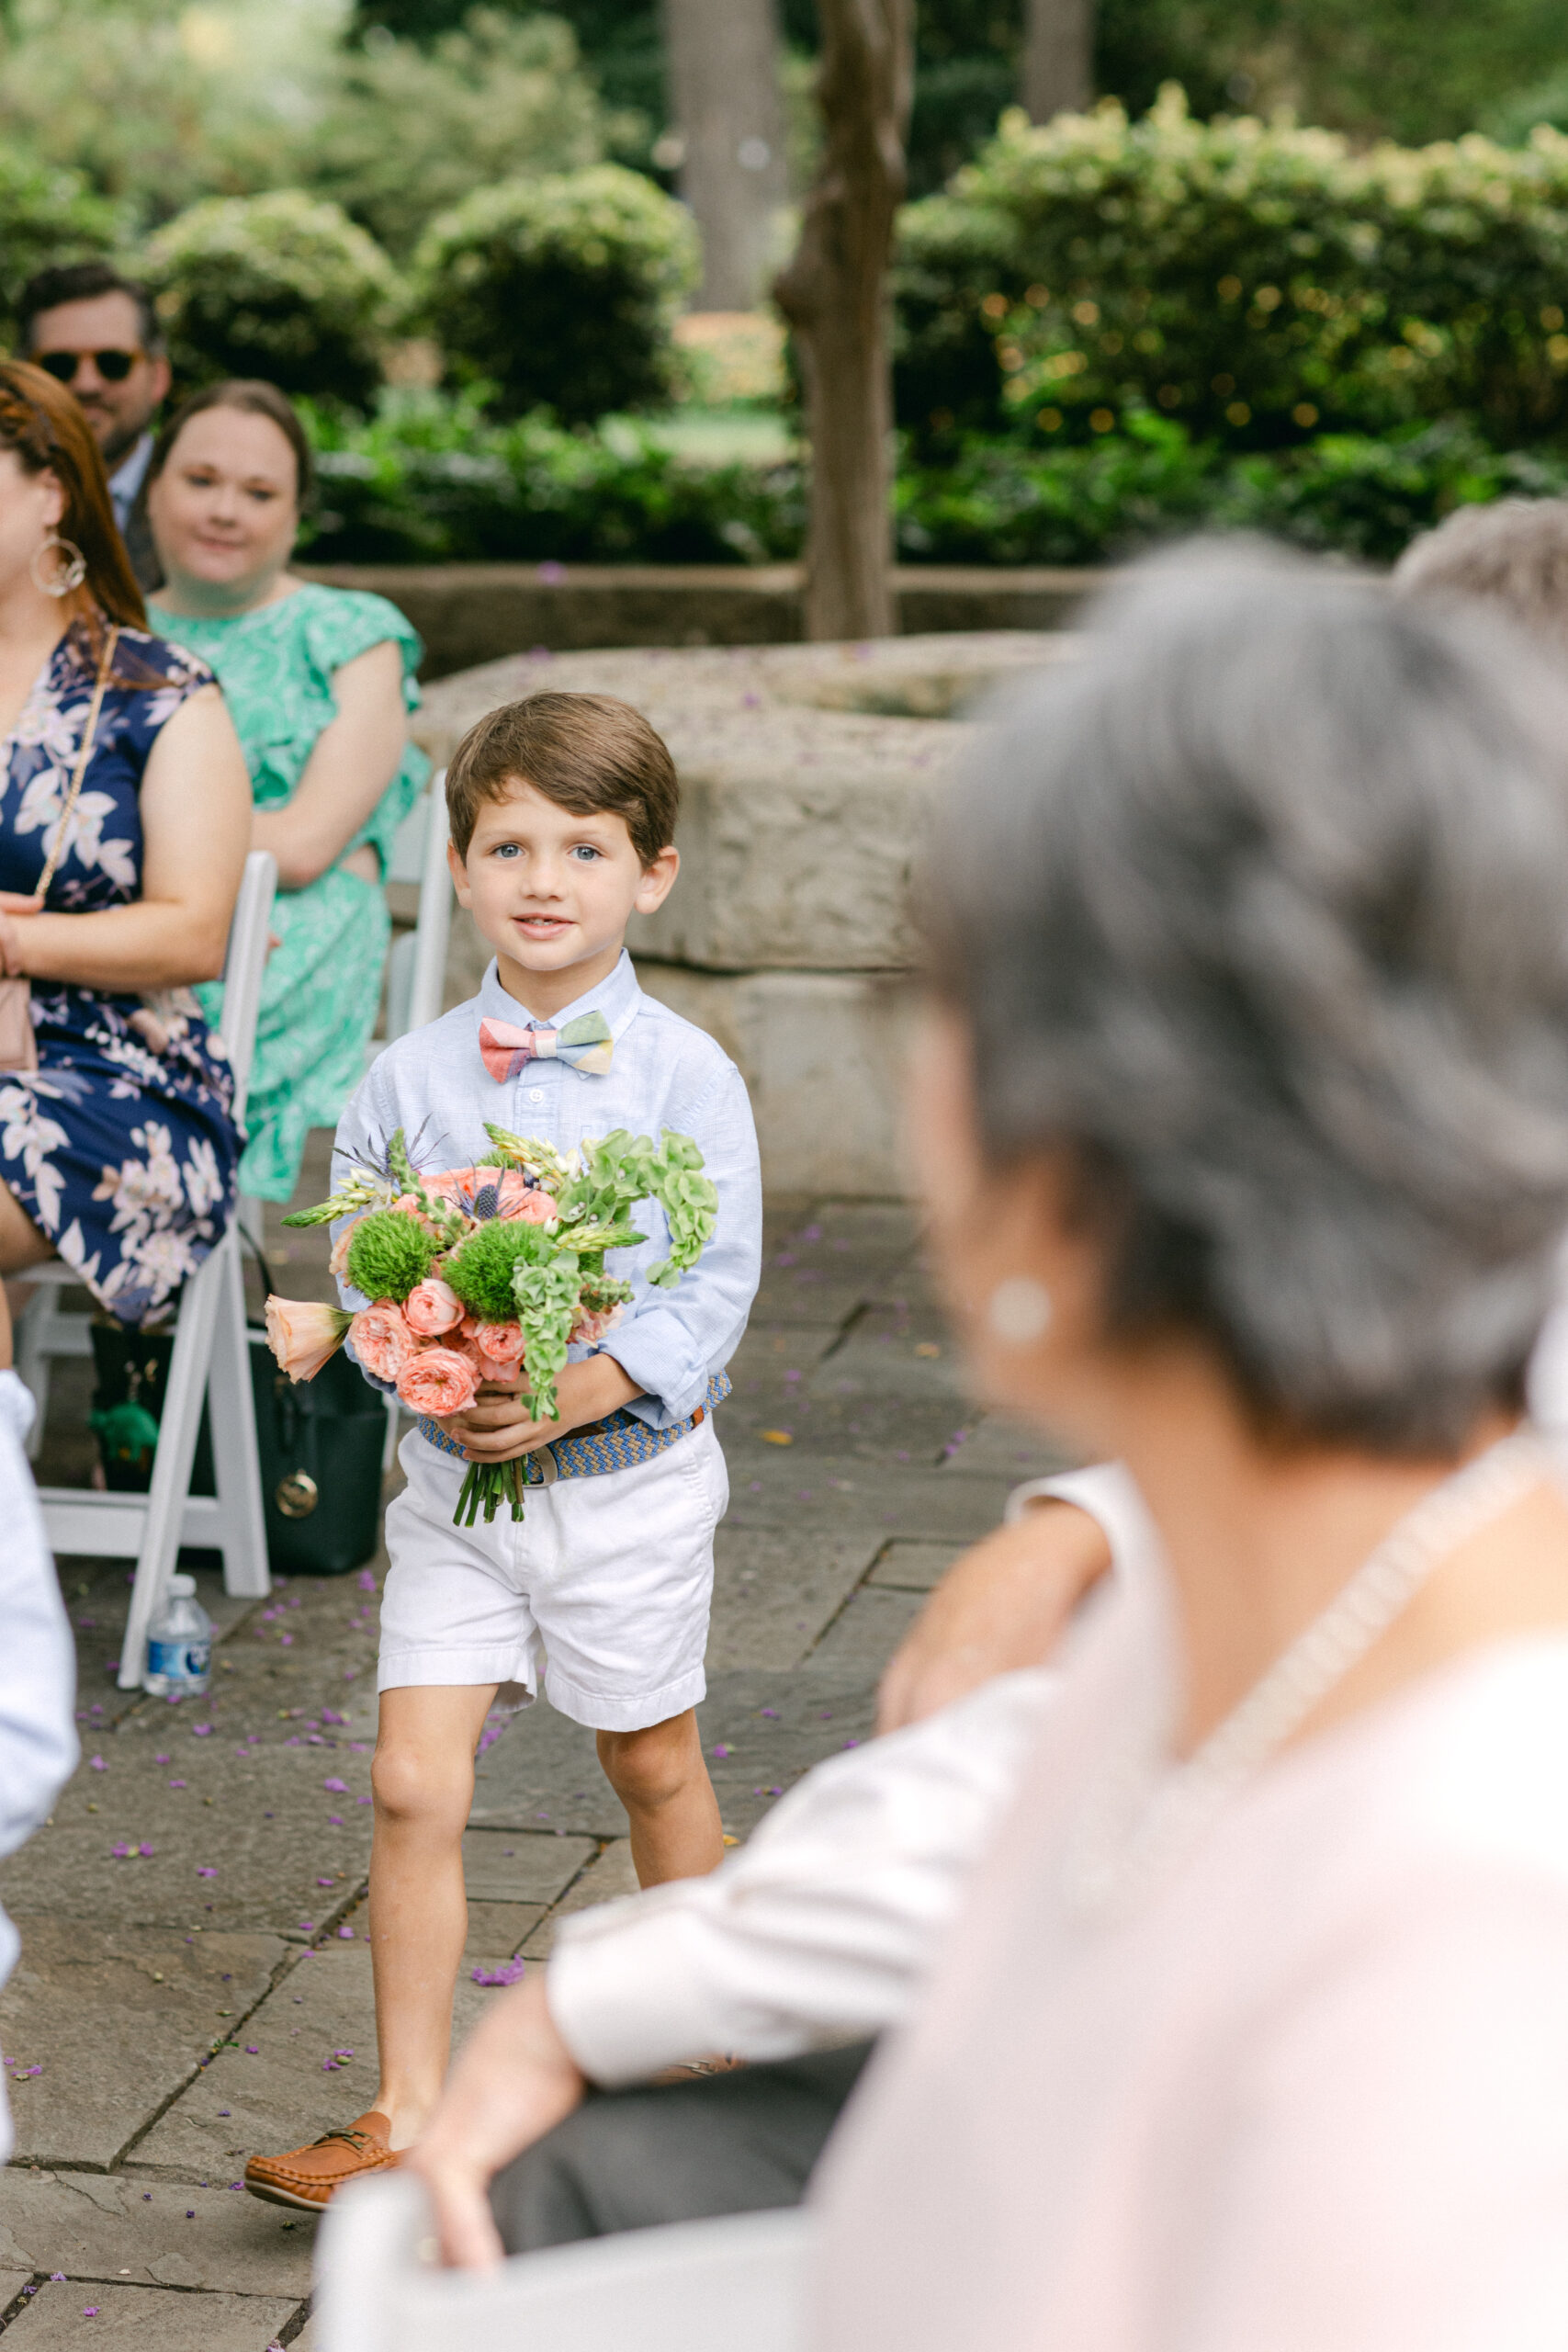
[362, 775, 452, 1467]
[316, 2171, 812, 2352]
[375, 771, 451, 1062]
[17, 851, 278, 1689]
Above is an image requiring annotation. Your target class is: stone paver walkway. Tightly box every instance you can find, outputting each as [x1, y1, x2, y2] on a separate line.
[0, 1150, 1067, 2346]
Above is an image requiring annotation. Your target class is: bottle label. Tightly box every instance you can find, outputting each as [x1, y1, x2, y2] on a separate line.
[146, 1635, 210, 1685]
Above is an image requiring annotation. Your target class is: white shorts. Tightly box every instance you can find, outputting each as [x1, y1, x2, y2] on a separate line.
[378, 1418, 728, 1732]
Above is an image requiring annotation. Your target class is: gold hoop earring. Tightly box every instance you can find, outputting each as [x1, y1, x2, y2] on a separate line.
[30, 532, 87, 599]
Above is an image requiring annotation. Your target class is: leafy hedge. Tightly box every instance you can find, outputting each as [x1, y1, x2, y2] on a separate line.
[894, 92, 1568, 454]
[298, 392, 1568, 572]
[301, 391, 805, 564]
[0, 152, 116, 345]
[411, 165, 700, 423]
[141, 192, 400, 407]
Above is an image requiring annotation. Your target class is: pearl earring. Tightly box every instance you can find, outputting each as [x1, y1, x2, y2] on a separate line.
[987, 1276, 1053, 1344]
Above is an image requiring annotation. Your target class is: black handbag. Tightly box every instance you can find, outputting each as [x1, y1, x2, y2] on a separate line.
[87, 1233, 387, 1576]
[247, 1329, 388, 1576]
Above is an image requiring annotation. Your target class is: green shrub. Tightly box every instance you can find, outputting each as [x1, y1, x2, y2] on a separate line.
[0, 152, 116, 345]
[299, 391, 1568, 573]
[301, 390, 805, 563]
[141, 191, 400, 407]
[290, 10, 607, 262]
[894, 92, 1568, 455]
[895, 414, 1568, 566]
[411, 164, 700, 423]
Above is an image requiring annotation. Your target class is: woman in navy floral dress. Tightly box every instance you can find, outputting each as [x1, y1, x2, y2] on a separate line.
[0, 362, 251, 1343]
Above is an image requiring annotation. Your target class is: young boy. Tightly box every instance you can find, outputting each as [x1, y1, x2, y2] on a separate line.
[244, 690, 761, 2207]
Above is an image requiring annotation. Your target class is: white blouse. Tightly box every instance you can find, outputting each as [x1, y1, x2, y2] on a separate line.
[813, 1577, 1568, 2352]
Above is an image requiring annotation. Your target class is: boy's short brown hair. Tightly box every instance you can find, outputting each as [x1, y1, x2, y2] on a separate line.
[445, 691, 679, 865]
[1393, 497, 1568, 657]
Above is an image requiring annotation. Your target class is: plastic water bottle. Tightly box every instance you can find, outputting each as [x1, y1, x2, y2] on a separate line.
[143, 1574, 213, 1698]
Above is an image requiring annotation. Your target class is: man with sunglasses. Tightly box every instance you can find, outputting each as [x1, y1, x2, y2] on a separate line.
[17, 263, 172, 591]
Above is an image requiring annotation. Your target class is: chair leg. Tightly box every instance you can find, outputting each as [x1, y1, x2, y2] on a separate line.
[13, 1290, 53, 1462]
[208, 1237, 269, 1600]
[118, 1248, 225, 1692]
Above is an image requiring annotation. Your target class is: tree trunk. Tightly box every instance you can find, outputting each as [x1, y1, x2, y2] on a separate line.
[773, 0, 912, 642]
[661, 0, 790, 311]
[1023, 0, 1094, 122]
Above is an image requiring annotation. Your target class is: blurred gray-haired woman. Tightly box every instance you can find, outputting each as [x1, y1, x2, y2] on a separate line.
[815, 548, 1568, 2348]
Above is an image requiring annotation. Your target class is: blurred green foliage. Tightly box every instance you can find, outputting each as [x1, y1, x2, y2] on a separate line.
[411, 164, 700, 421]
[288, 11, 609, 259]
[299, 389, 807, 560]
[894, 95, 1568, 456]
[141, 191, 400, 405]
[296, 388, 1567, 570]
[0, 149, 117, 340]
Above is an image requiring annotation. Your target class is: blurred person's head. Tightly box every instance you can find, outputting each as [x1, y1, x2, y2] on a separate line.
[144, 380, 313, 616]
[17, 264, 171, 470]
[1393, 497, 1568, 661]
[915, 544, 1568, 1464]
[0, 359, 147, 634]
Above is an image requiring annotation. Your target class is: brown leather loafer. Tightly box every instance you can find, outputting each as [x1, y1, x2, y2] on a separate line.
[243, 2110, 400, 2211]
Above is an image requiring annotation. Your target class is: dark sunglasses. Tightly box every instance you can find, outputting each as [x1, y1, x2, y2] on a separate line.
[35, 348, 143, 385]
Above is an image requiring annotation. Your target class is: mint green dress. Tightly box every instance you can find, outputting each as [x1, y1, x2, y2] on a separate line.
[147, 583, 429, 1203]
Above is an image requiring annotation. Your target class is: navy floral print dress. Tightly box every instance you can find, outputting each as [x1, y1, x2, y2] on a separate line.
[0, 622, 243, 1327]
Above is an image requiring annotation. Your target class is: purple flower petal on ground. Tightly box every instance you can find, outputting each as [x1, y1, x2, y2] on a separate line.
[192, 1724, 212, 1737]
[316, 1878, 333, 1888]
[154, 1753, 170, 1764]
[327, 1815, 343, 1826]
[88, 1756, 106, 1770]
[197, 1867, 218, 1878]
[760, 1708, 779, 1719]
[322, 1777, 347, 1792]
[471, 1958, 526, 1986]
[139, 1842, 154, 1857]
[50, 2274, 64, 2283]
[169, 1780, 186, 1789]
[245, 2045, 258, 2054]
[338, 1926, 355, 1939]
[356, 1568, 377, 1591]
[710, 1743, 731, 1758]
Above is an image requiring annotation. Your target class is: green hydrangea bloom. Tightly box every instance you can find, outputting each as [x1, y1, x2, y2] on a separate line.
[344, 1211, 437, 1303]
[444, 1219, 552, 1323]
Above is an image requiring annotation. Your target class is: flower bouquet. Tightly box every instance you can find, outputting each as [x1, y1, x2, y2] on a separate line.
[263, 1123, 717, 1527]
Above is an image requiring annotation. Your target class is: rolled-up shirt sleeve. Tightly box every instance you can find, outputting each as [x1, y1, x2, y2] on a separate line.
[547, 1669, 1057, 2086]
[600, 1061, 762, 1429]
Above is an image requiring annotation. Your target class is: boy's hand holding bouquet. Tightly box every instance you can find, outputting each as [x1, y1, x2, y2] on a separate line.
[264, 1121, 717, 1528]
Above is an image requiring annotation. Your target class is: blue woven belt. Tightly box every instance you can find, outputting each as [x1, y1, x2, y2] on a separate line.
[417, 1370, 731, 1484]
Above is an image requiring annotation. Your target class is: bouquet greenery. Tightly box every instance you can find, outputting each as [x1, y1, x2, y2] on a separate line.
[263, 1124, 717, 1527]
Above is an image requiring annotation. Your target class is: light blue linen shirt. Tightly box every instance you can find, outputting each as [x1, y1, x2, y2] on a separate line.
[333, 950, 761, 1433]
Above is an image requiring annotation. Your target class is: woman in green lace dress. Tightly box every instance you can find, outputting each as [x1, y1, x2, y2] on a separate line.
[144, 381, 429, 1201]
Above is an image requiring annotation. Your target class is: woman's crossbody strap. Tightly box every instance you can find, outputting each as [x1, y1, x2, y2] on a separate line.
[32, 623, 118, 909]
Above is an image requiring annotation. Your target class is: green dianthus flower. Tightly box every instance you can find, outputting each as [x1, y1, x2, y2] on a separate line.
[344, 1211, 437, 1303]
[444, 1219, 554, 1324]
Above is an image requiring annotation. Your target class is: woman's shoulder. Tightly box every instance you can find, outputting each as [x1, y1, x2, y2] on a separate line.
[291, 582, 423, 679]
[107, 626, 217, 709]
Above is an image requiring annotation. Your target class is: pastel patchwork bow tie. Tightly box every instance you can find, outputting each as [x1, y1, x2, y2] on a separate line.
[478, 1012, 615, 1082]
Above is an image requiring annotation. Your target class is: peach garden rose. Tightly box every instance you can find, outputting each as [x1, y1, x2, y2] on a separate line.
[396, 1346, 480, 1416]
[351, 1302, 416, 1384]
[405, 1277, 465, 1336]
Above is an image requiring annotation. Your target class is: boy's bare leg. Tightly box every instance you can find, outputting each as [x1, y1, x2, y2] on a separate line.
[370, 1682, 500, 2148]
[597, 1707, 724, 1886]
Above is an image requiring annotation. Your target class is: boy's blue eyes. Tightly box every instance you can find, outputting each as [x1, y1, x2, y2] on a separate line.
[491, 843, 602, 862]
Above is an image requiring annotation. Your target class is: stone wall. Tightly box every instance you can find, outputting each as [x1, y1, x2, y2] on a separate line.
[415, 632, 1076, 1194]
[302, 560, 1109, 678]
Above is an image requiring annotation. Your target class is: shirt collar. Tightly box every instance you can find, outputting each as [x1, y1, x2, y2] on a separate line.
[107, 432, 153, 511]
[478, 947, 642, 1042]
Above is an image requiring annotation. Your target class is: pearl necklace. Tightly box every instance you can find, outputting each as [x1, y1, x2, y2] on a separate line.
[1063, 1427, 1550, 1920]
